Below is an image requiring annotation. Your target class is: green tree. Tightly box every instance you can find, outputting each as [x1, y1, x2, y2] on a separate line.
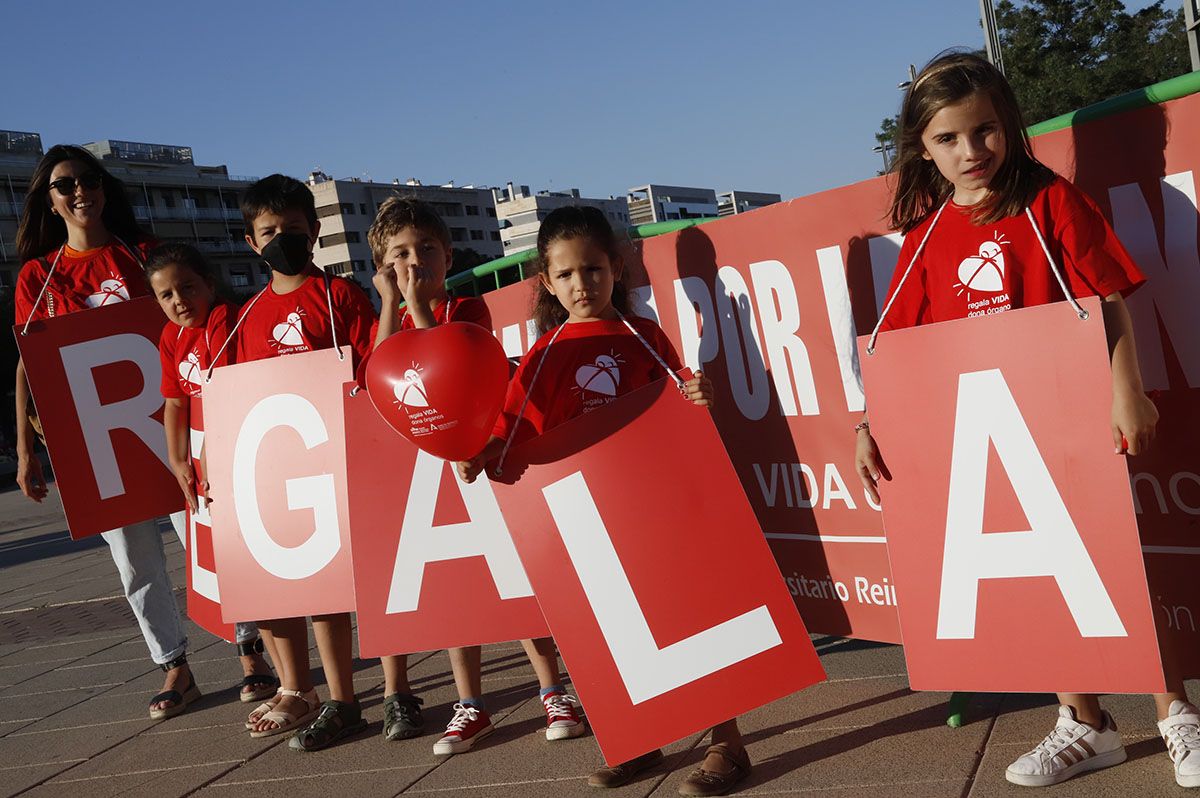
[451, 247, 488, 276]
[874, 0, 1191, 159]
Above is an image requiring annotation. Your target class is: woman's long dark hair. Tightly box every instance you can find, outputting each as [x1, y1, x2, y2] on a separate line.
[16, 144, 145, 262]
[531, 205, 629, 334]
[888, 51, 1053, 233]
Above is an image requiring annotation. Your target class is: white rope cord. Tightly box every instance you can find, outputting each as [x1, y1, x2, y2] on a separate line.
[493, 322, 567, 476]
[351, 299, 452, 398]
[205, 284, 268, 383]
[203, 270, 342, 383]
[866, 200, 949, 355]
[1024, 207, 1088, 320]
[615, 309, 687, 389]
[867, 200, 1090, 355]
[493, 311, 684, 475]
[21, 236, 146, 335]
[20, 245, 65, 335]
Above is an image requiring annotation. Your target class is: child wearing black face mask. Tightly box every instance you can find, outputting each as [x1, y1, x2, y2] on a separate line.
[232, 174, 376, 750]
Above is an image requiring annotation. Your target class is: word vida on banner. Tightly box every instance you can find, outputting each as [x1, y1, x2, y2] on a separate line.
[492, 376, 825, 766]
[860, 297, 1165, 694]
[204, 347, 357, 623]
[14, 296, 182, 539]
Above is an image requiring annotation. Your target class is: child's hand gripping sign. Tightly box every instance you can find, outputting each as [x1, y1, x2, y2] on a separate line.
[859, 293, 1165, 694]
[489, 375, 825, 766]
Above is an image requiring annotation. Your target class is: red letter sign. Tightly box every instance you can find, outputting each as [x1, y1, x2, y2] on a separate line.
[344, 388, 549, 656]
[204, 348, 356, 622]
[492, 377, 824, 765]
[14, 297, 182, 538]
[860, 298, 1165, 693]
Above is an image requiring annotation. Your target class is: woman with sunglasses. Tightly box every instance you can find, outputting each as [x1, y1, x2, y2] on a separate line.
[13, 144, 276, 719]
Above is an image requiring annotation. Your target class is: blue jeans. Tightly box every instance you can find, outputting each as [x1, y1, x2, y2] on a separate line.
[103, 515, 256, 666]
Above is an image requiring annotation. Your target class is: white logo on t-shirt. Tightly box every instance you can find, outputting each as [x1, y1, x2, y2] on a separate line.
[179, 351, 202, 388]
[955, 233, 1009, 296]
[86, 276, 130, 308]
[394, 367, 430, 408]
[576, 354, 622, 396]
[271, 310, 305, 346]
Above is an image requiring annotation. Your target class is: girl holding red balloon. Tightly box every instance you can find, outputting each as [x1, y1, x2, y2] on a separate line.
[366, 197, 590, 754]
[456, 206, 750, 796]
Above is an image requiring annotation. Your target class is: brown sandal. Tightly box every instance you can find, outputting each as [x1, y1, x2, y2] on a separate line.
[677, 744, 751, 796]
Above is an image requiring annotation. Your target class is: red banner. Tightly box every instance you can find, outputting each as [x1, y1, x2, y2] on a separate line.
[859, 298, 1164, 693]
[343, 387, 549, 657]
[492, 377, 824, 765]
[478, 91, 1200, 647]
[180, 398, 236, 641]
[204, 348, 356, 622]
[14, 297, 182, 539]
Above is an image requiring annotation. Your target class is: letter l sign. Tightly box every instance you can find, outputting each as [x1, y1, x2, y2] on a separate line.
[541, 471, 783, 704]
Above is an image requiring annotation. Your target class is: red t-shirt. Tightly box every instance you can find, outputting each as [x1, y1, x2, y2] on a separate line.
[159, 300, 237, 399]
[880, 176, 1144, 331]
[358, 296, 492, 384]
[234, 267, 376, 368]
[15, 237, 157, 325]
[367, 296, 493, 348]
[493, 315, 682, 446]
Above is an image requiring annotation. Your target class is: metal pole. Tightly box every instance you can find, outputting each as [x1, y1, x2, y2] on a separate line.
[980, 0, 1006, 75]
[1185, 0, 1200, 73]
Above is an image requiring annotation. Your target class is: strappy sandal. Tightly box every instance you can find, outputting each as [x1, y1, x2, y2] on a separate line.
[288, 700, 368, 752]
[382, 693, 425, 741]
[249, 688, 320, 738]
[246, 692, 280, 729]
[236, 638, 280, 703]
[678, 744, 752, 796]
[149, 654, 202, 720]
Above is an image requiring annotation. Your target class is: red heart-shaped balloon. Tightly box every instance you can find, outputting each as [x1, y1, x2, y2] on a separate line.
[365, 322, 509, 461]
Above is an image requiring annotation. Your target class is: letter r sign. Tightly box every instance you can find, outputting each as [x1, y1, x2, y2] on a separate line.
[492, 378, 824, 766]
[860, 298, 1165, 694]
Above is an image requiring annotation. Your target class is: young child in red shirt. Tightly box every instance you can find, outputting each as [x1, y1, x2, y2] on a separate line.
[231, 175, 375, 751]
[457, 207, 748, 796]
[855, 52, 1197, 790]
[365, 196, 590, 753]
[147, 242, 279, 704]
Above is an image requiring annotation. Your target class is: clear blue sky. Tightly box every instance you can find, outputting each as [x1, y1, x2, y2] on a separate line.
[0, 1, 1088, 201]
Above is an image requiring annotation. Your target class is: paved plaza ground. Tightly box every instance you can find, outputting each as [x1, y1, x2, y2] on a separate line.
[0, 484, 1194, 797]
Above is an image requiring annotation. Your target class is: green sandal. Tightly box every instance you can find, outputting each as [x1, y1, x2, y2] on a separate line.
[383, 693, 425, 741]
[288, 700, 367, 752]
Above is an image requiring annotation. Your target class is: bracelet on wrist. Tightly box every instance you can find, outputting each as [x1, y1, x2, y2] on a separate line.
[854, 421, 871, 433]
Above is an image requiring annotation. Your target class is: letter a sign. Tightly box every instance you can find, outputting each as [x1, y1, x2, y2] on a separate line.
[492, 378, 825, 765]
[15, 298, 182, 539]
[343, 387, 549, 656]
[860, 298, 1165, 693]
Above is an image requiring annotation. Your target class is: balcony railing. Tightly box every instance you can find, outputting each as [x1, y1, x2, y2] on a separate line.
[132, 206, 243, 222]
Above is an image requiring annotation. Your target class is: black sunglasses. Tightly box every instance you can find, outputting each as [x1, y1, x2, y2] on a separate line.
[49, 172, 103, 196]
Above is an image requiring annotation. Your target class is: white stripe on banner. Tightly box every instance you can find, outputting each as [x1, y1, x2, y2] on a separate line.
[765, 534, 887, 544]
[1141, 545, 1200, 555]
[764, 536, 1200, 555]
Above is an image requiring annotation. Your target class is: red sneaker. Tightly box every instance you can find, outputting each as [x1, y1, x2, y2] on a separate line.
[542, 691, 586, 741]
[433, 703, 493, 755]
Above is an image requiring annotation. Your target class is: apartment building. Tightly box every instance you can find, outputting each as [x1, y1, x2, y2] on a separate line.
[492, 182, 630, 253]
[625, 184, 720, 225]
[306, 172, 503, 306]
[717, 190, 783, 217]
[0, 132, 262, 294]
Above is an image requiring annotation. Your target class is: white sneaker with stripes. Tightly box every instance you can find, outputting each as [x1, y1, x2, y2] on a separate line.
[1159, 700, 1200, 788]
[1005, 706, 1126, 787]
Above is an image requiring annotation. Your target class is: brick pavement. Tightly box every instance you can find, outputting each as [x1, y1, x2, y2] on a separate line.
[0, 485, 1194, 797]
